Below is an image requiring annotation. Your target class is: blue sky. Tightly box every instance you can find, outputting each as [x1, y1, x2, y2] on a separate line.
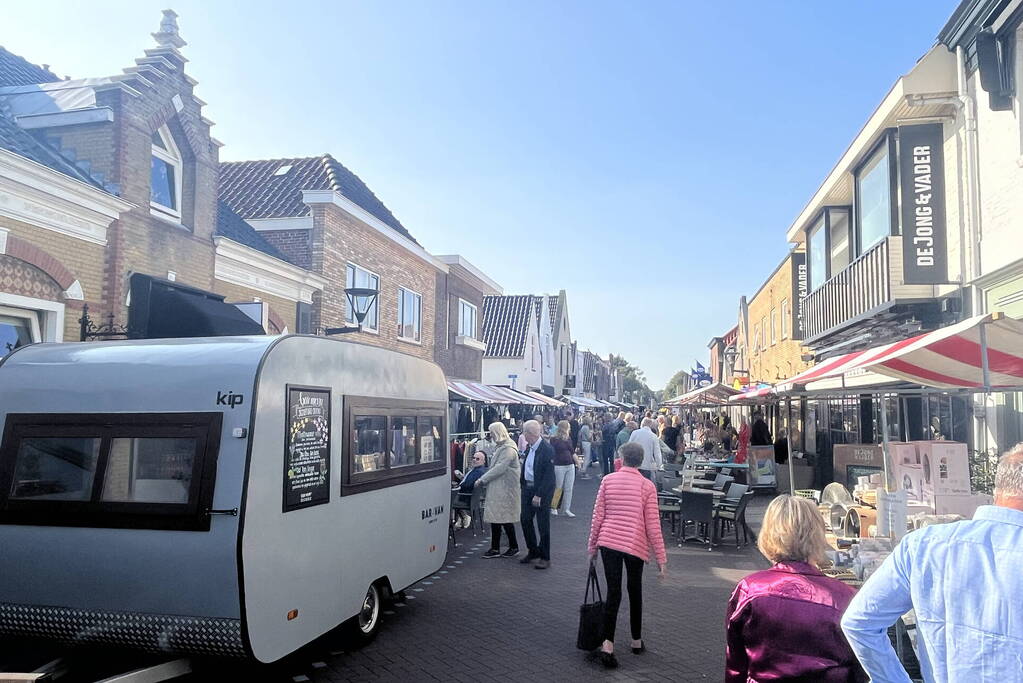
[4, 1, 960, 388]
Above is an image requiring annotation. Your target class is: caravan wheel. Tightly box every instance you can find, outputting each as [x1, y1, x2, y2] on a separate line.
[343, 583, 382, 647]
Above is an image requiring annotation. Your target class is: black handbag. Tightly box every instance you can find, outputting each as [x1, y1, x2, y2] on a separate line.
[576, 560, 605, 651]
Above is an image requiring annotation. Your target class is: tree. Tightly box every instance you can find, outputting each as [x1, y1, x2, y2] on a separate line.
[610, 354, 656, 406]
[662, 369, 693, 401]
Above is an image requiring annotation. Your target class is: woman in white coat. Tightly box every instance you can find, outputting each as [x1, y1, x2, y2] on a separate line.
[476, 422, 522, 558]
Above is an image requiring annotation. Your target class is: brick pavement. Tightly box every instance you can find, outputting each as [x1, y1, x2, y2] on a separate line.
[202, 474, 771, 682]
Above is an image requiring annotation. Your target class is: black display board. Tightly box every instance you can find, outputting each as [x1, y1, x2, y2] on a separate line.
[284, 386, 331, 512]
[898, 123, 948, 285]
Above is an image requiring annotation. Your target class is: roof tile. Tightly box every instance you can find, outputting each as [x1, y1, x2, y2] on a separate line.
[0, 46, 60, 88]
[482, 295, 541, 358]
[219, 154, 418, 244]
[215, 201, 289, 262]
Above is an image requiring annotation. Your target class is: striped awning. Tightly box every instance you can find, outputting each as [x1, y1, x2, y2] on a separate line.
[562, 395, 605, 408]
[446, 380, 546, 405]
[777, 313, 1023, 392]
[664, 382, 741, 406]
[728, 385, 775, 403]
[521, 390, 565, 407]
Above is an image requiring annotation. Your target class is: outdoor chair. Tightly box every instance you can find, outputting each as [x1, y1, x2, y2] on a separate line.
[716, 483, 748, 508]
[657, 491, 682, 535]
[678, 491, 715, 549]
[714, 490, 756, 549]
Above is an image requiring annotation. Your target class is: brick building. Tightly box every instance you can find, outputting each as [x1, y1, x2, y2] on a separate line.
[219, 155, 448, 360]
[433, 255, 502, 382]
[741, 251, 811, 386]
[0, 12, 325, 353]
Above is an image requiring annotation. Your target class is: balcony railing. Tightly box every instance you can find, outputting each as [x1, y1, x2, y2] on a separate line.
[803, 237, 892, 342]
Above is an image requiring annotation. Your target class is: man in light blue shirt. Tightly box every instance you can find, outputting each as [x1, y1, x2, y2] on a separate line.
[841, 445, 1023, 682]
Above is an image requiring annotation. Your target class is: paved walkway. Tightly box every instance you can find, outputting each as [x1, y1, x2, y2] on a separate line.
[235, 472, 772, 683]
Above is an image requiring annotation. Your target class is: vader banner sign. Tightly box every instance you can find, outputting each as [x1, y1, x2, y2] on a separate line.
[898, 123, 948, 284]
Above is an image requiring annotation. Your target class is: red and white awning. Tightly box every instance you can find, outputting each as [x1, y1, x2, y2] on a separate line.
[446, 380, 547, 405]
[728, 386, 775, 403]
[778, 313, 1023, 392]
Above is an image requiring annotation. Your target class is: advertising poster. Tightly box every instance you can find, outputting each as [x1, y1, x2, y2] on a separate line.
[284, 386, 331, 512]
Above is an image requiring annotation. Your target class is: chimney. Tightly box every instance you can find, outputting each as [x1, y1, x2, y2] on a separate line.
[152, 9, 187, 49]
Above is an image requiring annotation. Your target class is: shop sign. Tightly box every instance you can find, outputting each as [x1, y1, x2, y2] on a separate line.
[284, 385, 331, 512]
[790, 252, 808, 340]
[898, 123, 948, 284]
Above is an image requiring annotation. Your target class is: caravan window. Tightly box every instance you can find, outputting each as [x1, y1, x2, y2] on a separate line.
[344, 397, 446, 495]
[0, 413, 222, 530]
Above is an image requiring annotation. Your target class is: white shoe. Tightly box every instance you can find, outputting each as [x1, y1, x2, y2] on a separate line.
[565, 510, 576, 518]
[464, 515, 472, 528]
[551, 509, 558, 516]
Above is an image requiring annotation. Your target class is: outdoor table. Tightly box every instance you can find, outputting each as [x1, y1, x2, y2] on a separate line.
[672, 486, 726, 498]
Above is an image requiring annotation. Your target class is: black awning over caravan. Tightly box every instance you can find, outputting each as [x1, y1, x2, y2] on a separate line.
[128, 273, 265, 339]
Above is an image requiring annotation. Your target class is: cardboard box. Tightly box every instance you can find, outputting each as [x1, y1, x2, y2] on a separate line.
[890, 442, 920, 465]
[893, 461, 925, 503]
[932, 493, 992, 518]
[915, 441, 970, 497]
[833, 444, 884, 488]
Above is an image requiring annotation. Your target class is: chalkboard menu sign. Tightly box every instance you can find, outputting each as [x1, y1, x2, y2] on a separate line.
[284, 385, 331, 512]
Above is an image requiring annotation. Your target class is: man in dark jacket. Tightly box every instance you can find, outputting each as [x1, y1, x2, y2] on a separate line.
[519, 419, 556, 569]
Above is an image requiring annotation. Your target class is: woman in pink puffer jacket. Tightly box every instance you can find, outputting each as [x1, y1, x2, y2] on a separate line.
[587, 442, 668, 669]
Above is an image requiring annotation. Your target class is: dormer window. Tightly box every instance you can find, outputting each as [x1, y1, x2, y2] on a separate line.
[150, 125, 182, 220]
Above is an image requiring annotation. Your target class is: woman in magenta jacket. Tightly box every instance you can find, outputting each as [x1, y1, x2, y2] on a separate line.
[587, 442, 667, 669]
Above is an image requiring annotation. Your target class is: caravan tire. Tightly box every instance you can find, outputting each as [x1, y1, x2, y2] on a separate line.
[343, 583, 382, 647]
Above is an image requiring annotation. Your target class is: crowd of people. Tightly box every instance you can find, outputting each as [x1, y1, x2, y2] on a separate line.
[454, 408, 1023, 678]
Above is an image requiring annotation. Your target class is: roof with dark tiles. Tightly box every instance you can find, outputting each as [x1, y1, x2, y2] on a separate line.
[547, 295, 559, 335]
[218, 155, 418, 245]
[482, 294, 541, 358]
[215, 201, 289, 262]
[0, 46, 61, 88]
[0, 112, 106, 188]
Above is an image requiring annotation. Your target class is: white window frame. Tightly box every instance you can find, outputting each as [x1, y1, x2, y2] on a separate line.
[770, 308, 778, 346]
[0, 293, 65, 346]
[345, 262, 380, 333]
[150, 125, 183, 222]
[457, 298, 477, 339]
[397, 286, 422, 343]
[781, 298, 790, 340]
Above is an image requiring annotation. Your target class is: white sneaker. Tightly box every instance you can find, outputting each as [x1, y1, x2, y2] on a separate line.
[464, 515, 472, 528]
[551, 509, 558, 516]
[565, 510, 576, 518]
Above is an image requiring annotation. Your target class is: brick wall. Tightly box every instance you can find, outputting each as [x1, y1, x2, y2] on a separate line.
[747, 254, 810, 385]
[260, 229, 311, 269]
[433, 270, 484, 381]
[212, 280, 298, 333]
[311, 203, 437, 361]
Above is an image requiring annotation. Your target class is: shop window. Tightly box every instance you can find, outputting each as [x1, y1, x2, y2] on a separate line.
[150, 125, 182, 220]
[0, 412, 221, 531]
[806, 207, 853, 291]
[458, 299, 477, 338]
[345, 264, 379, 332]
[343, 398, 446, 495]
[397, 287, 421, 342]
[855, 135, 895, 254]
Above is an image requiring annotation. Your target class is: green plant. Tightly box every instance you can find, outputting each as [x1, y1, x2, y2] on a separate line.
[968, 448, 1000, 495]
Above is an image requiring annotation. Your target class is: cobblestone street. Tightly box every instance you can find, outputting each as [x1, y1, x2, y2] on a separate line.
[234, 474, 770, 683]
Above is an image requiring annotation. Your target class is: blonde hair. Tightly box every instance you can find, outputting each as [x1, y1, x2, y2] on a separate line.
[581, 414, 592, 426]
[556, 419, 571, 440]
[672, 415, 681, 428]
[758, 495, 828, 567]
[624, 412, 634, 423]
[489, 421, 511, 443]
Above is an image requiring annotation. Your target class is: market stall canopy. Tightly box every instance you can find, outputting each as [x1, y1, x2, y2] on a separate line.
[446, 380, 546, 405]
[728, 385, 776, 403]
[777, 313, 1023, 392]
[562, 395, 606, 408]
[664, 382, 741, 406]
[520, 390, 565, 407]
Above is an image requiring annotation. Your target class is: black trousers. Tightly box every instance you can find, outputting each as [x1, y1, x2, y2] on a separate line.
[600, 547, 644, 641]
[600, 442, 615, 475]
[490, 523, 518, 551]
[520, 486, 550, 560]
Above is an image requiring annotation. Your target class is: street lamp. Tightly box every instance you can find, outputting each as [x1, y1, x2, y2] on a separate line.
[723, 345, 739, 367]
[324, 287, 379, 335]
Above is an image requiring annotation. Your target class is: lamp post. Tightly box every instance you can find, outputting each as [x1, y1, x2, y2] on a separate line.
[324, 287, 379, 335]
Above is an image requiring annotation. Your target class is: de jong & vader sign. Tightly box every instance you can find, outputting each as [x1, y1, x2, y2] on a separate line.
[898, 123, 947, 285]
